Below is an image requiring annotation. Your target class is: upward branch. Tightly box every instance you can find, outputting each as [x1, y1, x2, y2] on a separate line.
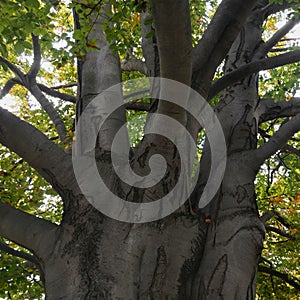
[151, 0, 192, 86]
[192, 0, 259, 95]
[79, 3, 129, 151]
[151, 0, 192, 123]
[0, 107, 75, 198]
[28, 34, 41, 78]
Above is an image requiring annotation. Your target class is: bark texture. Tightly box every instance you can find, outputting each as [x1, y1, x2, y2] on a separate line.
[1, 0, 300, 299]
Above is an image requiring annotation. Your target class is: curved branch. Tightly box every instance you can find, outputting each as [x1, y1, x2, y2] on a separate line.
[258, 265, 300, 290]
[0, 107, 74, 196]
[0, 202, 57, 257]
[258, 97, 300, 123]
[192, 0, 258, 95]
[0, 241, 39, 265]
[209, 50, 300, 100]
[254, 113, 300, 166]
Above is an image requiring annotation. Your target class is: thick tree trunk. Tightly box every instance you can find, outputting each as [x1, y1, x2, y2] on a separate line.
[41, 200, 208, 299]
[41, 7, 268, 300]
[41, 171, 264, 300]
[191, 157, 265, 299]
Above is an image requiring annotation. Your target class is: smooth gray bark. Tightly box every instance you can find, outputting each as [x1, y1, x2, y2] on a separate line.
[0, 0, 299, 299]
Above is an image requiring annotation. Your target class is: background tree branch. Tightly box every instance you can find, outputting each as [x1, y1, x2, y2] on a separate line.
[265, 225, 296, 240]
[258, 265, 300, 290]
[121, 55, 147, 75]
[256, 17, 300, 56]
[0, 241, 39, 265]
[0, 50, 68, 143]
[0, 78, 18, 99]
[261, 1, 300, 19]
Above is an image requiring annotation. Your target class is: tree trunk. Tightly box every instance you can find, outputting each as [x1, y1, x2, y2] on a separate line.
[40, 7, 270, 300]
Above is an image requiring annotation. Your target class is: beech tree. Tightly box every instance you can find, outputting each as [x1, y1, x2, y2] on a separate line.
[0, 0, 300, 299]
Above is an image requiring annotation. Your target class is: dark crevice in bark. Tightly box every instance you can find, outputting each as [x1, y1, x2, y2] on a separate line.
[205, 254, 228, 298]
[178, 222, 208, 299]
[149, 246, 167, 299]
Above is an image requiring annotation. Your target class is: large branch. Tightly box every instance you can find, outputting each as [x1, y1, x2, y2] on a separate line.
[258, 265, 300, 290]
[151, 0, 192, 85]
[209, 50, 300, 99]
[79, 4, 129, 151]
[192, 0, 259, 95]
[258, 97, 300, 123]
[0, 107, 75, 197]
[151, 0, 192, 124]
[254, 113, 300, 165]
[0, 202, 57, 257]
